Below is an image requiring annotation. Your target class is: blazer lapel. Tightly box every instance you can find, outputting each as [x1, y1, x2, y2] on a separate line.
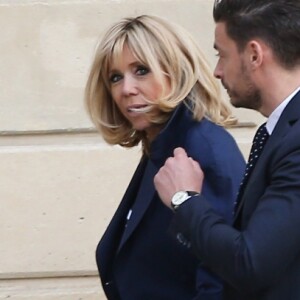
[115, 102, 194, 252]
[97, 157, 147, 278]
[117, 159, 157, 252]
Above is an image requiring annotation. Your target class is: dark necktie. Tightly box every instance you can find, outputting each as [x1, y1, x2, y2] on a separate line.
[233, 123, 269, 214]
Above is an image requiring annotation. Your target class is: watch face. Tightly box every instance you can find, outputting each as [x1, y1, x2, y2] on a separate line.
[172, 191, 189, 206]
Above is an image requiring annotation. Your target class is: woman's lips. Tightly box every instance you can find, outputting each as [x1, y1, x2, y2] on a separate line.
[127, 104, 152, 113]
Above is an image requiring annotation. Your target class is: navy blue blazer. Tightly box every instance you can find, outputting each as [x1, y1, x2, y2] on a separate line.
[172, 91, 300, 300]
[96, 102, 245, 300]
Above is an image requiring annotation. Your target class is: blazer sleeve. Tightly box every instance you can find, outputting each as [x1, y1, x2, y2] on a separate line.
[174, 135, 300, 295]
[183, 124, 245, 299]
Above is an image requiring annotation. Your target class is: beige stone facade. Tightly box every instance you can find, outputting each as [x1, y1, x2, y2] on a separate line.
[0, 0, 264, 299]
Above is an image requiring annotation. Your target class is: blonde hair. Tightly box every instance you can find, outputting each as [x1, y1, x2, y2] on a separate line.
[85, 15, 236, 152]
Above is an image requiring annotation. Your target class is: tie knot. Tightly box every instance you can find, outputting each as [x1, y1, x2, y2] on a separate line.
[253, 123, 269, 145]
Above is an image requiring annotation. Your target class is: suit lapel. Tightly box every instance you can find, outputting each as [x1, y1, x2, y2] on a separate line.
[234, 91, 300, 224]
[117, 159, 157, 252]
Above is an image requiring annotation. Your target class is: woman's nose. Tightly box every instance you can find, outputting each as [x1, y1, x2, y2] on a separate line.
[122, 76, 138, 96]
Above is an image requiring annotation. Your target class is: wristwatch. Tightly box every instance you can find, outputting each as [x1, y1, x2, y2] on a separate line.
[171, 191, 200, 211]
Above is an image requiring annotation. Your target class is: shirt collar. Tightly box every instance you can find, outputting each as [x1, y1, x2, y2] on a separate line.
[266, 87, 300, 135]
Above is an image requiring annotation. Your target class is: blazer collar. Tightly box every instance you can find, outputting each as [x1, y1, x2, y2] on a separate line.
[150, 100, 194, 166]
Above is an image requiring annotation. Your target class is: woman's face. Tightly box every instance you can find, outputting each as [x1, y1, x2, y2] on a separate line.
[108, 44, 170, 140]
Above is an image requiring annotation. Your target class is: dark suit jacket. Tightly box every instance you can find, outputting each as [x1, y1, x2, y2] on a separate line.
[96, 102, 245, 300]
[173, 91, 300, 300]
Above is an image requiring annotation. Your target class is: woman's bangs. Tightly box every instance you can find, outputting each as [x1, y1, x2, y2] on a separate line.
[110, 38, 126, 68]
[127, 34, 150, 66]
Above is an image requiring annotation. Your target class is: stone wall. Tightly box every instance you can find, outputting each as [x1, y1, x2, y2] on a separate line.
[0, 0, 263, 299]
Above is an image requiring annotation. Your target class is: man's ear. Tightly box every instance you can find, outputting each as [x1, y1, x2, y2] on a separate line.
[246, 40, 264, 69]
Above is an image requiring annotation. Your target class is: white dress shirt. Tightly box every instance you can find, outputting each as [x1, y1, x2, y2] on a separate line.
[266, 87, 300, 135]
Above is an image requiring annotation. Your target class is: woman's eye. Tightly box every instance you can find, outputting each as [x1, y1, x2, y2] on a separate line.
[109, 73, 122, 83]
[136, 66, 149, 76]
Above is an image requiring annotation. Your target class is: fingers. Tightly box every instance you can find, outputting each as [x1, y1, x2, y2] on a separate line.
[173, 147, 188, 157]
[164, 148, 187, 167]
[190, 157, 201, 170]
[174, 148, 198, 167]
[154, 147, 205, 201]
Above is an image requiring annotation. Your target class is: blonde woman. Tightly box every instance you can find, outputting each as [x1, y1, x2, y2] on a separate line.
[85, 15, 245, 300]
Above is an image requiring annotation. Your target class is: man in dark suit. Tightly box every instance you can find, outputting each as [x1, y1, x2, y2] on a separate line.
[154, 1, 300, 299]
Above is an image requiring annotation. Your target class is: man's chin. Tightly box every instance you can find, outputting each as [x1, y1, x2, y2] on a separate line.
[230, 99, 261, 111]
[228, 95, 246, 108]
[228, 96, 241, 108]
[231, 102, 244, 108]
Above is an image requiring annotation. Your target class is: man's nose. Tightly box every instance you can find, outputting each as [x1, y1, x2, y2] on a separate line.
[213, 63, 222, 79]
